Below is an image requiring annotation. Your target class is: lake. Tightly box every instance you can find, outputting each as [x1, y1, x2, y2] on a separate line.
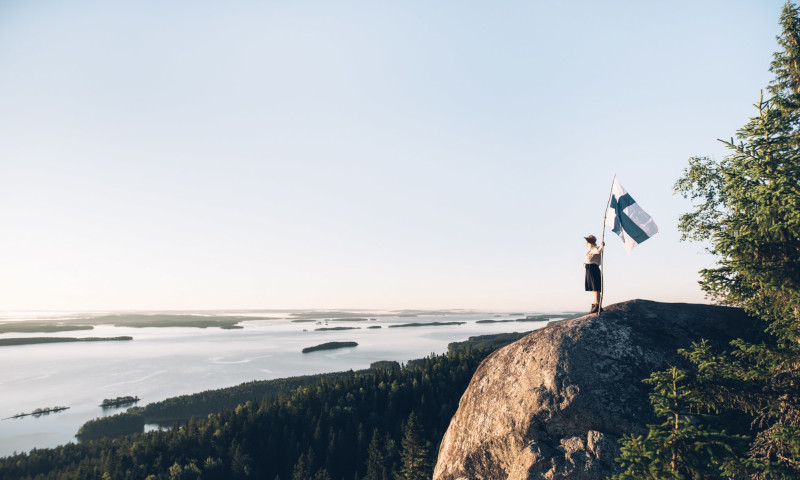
[0, 311, 558, 457]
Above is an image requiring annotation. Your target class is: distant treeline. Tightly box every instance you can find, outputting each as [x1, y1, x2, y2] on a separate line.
[0, 330, 533, 480]
[475, 314, 572, 324]
[0, 337, 133, 347]
[0, 324, 94, 334]
[447, 331, 529, 353]
[0, 314, 264, 334]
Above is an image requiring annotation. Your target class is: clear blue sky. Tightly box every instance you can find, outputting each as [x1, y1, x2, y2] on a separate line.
[0, 1, 788, 312]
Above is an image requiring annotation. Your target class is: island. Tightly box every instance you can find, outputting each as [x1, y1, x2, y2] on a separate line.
[8, 406, 70, 419]
[387, 321, 466, 328]
[100, 396, 141, 408]
[289, 311, 376, 320]
[302, 342, 358, 353]
[88, 314, 254, 329]
[0, 314, 271, 333]
[515, 315, 565, 322]
[314, 326, 361, 331]
[0, 323, 94, 334]
[0, 336, 133, 347]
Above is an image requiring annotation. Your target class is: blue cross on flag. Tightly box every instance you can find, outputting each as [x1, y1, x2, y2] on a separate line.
[605, 178, 658, 253]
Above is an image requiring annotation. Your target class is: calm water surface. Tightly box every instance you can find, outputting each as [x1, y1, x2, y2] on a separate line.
[0, 312, 556, 457]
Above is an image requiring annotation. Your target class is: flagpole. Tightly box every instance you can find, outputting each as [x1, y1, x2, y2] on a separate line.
[599, 174, 616, 314]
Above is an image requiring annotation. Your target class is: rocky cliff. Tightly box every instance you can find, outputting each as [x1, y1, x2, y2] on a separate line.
[433, 300, 756, 480]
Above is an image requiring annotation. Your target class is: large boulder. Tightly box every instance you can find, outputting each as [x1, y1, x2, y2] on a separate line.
[433, 300, 756, 480]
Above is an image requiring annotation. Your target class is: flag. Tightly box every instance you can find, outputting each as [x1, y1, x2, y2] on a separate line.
[605, 178, 658, 253]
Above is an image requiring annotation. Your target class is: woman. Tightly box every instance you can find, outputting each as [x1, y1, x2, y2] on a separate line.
[584, 235, 604, 313]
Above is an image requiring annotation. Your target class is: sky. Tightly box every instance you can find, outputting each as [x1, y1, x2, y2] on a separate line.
[0, 0, 789, 312]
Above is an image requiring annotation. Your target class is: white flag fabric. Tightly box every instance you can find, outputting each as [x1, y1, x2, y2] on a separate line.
[605, 178, 658, 254]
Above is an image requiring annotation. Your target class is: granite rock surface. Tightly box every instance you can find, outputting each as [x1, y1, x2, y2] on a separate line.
[432, 300, 755, 480]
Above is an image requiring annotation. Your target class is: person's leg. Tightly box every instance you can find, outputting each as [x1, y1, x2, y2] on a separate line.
[592, 291, 604, 313]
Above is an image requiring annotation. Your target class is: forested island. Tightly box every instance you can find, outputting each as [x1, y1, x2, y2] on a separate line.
[302, 341, 358, 353]
[100, 396, 140, 408]
[515, 314, 559, 322]
[475, 314, 573, 324]
[0, 323, 94, 334]
[388, 321, 465, 328]
[88, 314, 252, 329]
[8, 406, 69, 419]
[286, 309, 471, 320]
[0, 336, 133, 347]
[314, 326, 360, 331]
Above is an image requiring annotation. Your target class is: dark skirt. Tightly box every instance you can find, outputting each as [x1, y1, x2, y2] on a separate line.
[584, 264, 601, 292]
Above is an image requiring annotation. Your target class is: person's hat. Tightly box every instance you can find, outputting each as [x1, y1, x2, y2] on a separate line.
[584, 235, 597, 244]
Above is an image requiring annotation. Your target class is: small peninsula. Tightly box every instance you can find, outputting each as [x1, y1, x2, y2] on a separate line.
[302, 342, 358, 353]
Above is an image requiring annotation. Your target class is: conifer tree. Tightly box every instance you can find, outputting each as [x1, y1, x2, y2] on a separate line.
[641, 1, 800, 478]
[365, 429, 388, 480]
[230, 442, 252, 477]
[395, 412, 431, 480]
[313, 467, 332, 480]
[292, 449, 315, 480]
[613, 367, 745, 480]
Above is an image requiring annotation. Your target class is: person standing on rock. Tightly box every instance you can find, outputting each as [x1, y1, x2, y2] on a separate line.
[584, 235, 604, 313]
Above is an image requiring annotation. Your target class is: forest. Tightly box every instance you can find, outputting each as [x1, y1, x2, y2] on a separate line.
[0, 332, 528, 480]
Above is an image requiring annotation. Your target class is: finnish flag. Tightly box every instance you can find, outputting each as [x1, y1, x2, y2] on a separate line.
[605, 178, 658, 253]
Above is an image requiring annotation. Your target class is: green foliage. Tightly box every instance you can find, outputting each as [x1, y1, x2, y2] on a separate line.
[76, 412, 145, 441]
[0, 343, 509, 480]
[395, 412, 431, 480]
[131, 370, 366, 425]
[612, 367, 746, 480]
[364, 429, 388, 480]
[615, 2, 800, 478]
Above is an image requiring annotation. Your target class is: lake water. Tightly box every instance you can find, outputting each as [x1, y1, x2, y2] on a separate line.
[0, 312, 556, 457]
